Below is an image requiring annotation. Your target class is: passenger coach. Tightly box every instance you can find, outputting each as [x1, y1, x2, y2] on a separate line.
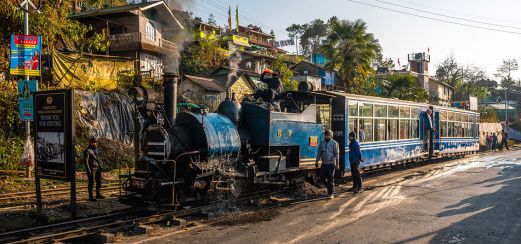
[311, 91, 479, 175]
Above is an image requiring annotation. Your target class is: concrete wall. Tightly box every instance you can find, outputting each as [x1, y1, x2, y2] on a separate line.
[479, 123, 504, 146]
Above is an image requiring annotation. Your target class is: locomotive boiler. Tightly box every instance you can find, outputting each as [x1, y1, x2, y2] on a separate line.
[123, 73, 325, 205]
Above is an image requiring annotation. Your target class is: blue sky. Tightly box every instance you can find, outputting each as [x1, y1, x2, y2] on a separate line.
[188, 0, 521, 80]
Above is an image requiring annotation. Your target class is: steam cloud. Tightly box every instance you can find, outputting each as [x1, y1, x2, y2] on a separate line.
[226, 46, 243, 89]
[163, 0, 195, 74]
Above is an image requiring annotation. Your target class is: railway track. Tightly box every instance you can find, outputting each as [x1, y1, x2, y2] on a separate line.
[0, 182, 122, 209]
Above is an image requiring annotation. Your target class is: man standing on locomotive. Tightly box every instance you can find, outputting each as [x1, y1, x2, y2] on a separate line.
[254, 69, 282, 106]
[83, 137, 105, 201]
[315, 130, 339, 199]
[348, 131, 364, 193]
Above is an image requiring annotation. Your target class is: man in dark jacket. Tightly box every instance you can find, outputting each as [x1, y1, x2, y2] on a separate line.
[254, 69, 282, 105]
[83, 137, 104, 201]
[315, 130, 339, 199]
[348, 131, 364, 193]
[501, 131, 510, 150]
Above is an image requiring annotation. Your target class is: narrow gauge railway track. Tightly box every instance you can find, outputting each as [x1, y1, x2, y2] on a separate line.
[0, 183, 122, 209]
[0, 189, 288, 243]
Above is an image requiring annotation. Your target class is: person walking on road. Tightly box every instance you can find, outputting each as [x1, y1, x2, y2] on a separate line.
[486, 133, 492, 151]
[315, 130, 339, 199]
[83, 137, 105, 201]
[501, 131, 510, 150]
[492, 133, 498, 151]
[348, 131, 364, 193]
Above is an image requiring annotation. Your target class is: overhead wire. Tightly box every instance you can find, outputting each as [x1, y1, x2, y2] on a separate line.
[375, 0, 521, 30]
[346, 0, 521, 35]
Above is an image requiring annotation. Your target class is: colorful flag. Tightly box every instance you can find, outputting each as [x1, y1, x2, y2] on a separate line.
[228, 6, 232, 33]
[236, 5, 239, 33]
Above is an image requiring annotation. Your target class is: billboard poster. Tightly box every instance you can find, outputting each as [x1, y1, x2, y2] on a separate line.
[9, 34, 41, 76]
[17, 80, 38, 121]
[34, 89, 74, 181]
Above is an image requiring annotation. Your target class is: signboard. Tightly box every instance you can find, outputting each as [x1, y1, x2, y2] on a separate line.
[17, 80, 38, 121]
[34, 89, 74, 180]
[9, 34, 41, 76]
[469, 96, 478, 111]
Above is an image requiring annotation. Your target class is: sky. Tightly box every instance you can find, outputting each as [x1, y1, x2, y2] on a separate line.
[188, 0, 521, 80]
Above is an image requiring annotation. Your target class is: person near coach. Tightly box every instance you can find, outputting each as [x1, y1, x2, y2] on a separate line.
[83, 137, 105, 201]
[348, 131, 364, 193]
[315, 130, 340, 199]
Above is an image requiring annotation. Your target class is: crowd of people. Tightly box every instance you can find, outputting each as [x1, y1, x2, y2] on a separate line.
[484, 131, 510, 151]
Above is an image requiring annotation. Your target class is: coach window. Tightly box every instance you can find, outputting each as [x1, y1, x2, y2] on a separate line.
[448, 112, 455, 137]
[440, 111, 448, 137]
[348, 101, 358, 140]
[374, 105, 387, 141]
[388, 105, 399, 140]
[399, 106, 411, 139]
[359, 103, 373, 142]
[411, 107, 420, 139]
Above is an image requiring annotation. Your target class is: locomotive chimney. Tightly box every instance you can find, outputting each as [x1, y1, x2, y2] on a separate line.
[164, 72, 179, 126]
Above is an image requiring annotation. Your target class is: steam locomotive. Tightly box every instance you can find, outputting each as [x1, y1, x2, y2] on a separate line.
[122, 73, 480, 205]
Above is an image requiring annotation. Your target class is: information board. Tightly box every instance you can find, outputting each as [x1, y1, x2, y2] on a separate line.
[34, 89, 74, 181]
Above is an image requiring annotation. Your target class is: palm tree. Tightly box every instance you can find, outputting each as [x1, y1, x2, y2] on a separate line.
[321, 19, 380, 93]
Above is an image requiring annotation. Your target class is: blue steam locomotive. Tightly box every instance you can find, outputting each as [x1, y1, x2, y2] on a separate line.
[123, 74, 479, 205]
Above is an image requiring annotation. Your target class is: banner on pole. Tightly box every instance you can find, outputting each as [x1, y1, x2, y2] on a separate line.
[10, 34, 41, 76]
[17, 80, 38, 121]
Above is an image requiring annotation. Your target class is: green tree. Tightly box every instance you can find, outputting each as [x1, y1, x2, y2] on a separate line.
[435, 54, 464, 87]
[270, 55, 298, 91]
[382, 74, 428, 102]
[321, 19, 380, 93]
[453, 66, 489, 101]
[299, 19, 328, 56]
[180, 38, 227, 75]
[494, 58, 519, 89]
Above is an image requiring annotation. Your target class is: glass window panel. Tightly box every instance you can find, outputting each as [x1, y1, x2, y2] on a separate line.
[411, 107, 420, 119]
[411, 119, 419, 138]
[359, 118, 373, 142]
[349, 118, 359, 140]
[389, 106, 399, 118]
[440, 111, 447, 121]
[399, 120, 411, 139]
[374, 119, 386, 141]
[456, 113, 463, 122]
[448, 112, 455, 121]
[400, 107, 411, 118]
[442, 121, 448, 137]
[388, 119, 399, 140]
[317, 105, 331, 129]
[375, 105, 387, 117]
[348, 101, 358, 117]
[455, 123, 462, 137]
[448, 122, 454, 137]
[359, 103, 373, 117]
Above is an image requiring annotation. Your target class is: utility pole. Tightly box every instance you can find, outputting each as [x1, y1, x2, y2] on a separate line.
[23, 0, 31, 178]
[505, 89, 509, 132]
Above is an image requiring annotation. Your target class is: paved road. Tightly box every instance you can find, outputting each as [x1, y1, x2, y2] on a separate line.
[140, 150, 521, 244]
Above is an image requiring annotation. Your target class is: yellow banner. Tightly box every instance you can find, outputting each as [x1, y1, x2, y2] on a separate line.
[52, 51, 135, 90]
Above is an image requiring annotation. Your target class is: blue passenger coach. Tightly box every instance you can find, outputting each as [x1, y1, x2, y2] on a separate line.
[314, 92, 479, 174]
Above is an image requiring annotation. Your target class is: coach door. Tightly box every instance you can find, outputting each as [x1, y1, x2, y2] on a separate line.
[434, 111, 441, 153]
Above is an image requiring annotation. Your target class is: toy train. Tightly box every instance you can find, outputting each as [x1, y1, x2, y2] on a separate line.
[121, 73, 479, 205]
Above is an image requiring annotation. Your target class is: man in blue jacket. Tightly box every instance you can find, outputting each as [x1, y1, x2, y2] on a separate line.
[315, 130, 339, 199]
[348, 131, 364, 193]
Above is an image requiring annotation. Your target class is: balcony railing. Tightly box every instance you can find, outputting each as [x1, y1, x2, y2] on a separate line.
[108, 32, 176, 52]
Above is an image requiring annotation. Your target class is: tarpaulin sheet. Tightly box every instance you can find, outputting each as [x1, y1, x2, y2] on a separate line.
[52, 51, 134, 90]
[76, 90, 138, 144]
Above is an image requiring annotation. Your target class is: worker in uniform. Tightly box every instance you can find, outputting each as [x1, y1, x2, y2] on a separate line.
[83, 137, 104, 201]
[348, 131, 364, 193]
[315, 130, 339, 199]
[423, 109, 435, 156]
[254, 69, 282, 106]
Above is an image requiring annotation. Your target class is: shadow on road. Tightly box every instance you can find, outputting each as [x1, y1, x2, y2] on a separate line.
[398, 164, 521, 243]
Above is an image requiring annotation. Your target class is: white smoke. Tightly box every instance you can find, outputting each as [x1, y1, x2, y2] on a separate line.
[226, 46, 243, 89]
[163, 0, 196, 74]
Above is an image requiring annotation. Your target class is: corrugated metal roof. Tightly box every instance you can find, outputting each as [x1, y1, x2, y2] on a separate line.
[184, 75, 225, 92]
